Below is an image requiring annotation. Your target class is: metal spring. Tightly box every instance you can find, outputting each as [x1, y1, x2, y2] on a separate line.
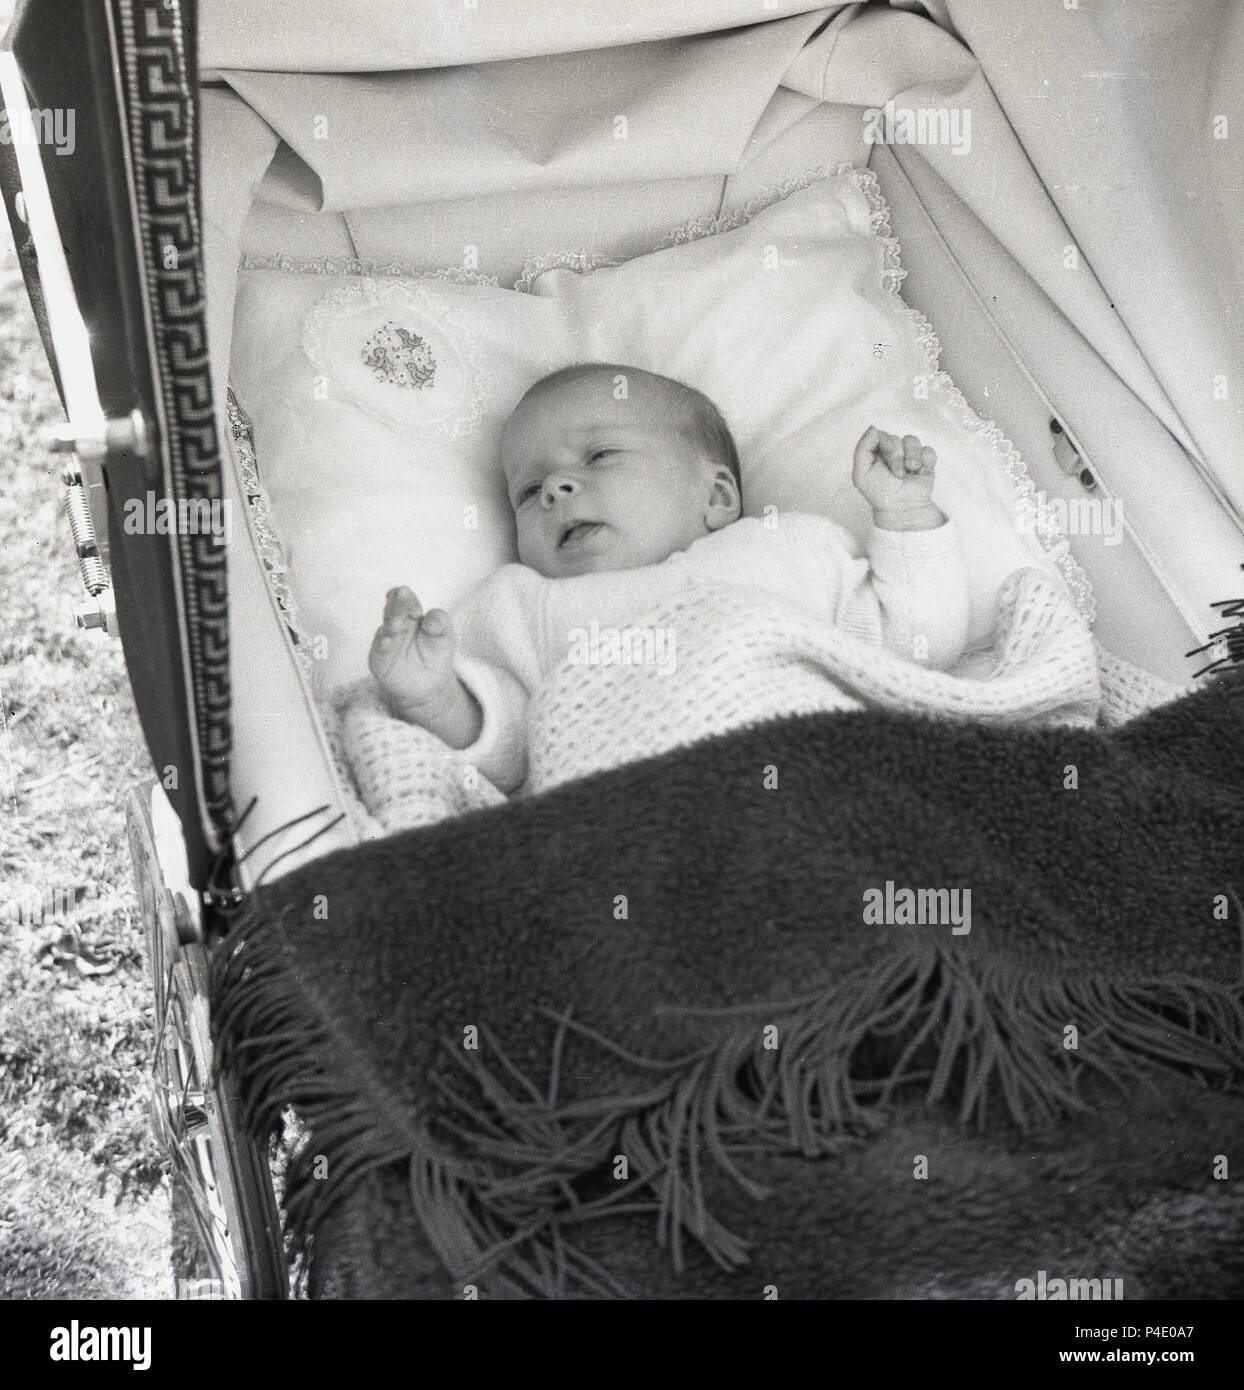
[64, 474, 108, 596]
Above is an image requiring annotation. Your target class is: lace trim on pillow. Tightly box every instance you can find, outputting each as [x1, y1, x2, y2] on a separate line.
[226, 389, 307, 659]
[513, 251, 620, 295]
[902, 313, 1095, 624]
[239, 252, 500, 288]
[513, 162, 906, 287]
[850, 168, 1095, 624]
[514, 160, 1091, 623]
[511, 163, 888, 290]
[659, 161, 907, 284]
[224, 388, 380, 841]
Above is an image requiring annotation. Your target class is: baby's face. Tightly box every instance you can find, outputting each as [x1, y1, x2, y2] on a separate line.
[501, 371, 729, 578]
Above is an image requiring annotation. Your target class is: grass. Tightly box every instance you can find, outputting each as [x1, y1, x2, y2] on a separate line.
[0, 215, 173, 1296]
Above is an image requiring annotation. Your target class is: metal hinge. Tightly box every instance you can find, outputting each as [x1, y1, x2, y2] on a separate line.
[42, 408, 150, 464]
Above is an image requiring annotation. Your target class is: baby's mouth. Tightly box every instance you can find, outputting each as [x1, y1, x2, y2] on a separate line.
[558, 520, 603, 549]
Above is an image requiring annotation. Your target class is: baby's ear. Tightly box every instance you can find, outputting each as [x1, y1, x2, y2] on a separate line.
[705, 464, 742, 531]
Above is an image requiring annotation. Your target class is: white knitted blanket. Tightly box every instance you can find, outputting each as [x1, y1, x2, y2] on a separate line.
[337, 567, 1183, 833]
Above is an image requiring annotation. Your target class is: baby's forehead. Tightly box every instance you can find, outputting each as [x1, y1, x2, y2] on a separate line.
[516, 369, 681, 431]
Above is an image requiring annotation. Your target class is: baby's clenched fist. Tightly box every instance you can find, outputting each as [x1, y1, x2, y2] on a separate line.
[852, 426, 944, 531]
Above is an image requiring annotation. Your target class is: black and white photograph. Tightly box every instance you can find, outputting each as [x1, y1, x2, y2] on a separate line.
[1, 0, 1242, 1352]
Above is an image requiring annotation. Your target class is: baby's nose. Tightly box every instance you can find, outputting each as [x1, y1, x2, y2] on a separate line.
[540, 475, 580, 507]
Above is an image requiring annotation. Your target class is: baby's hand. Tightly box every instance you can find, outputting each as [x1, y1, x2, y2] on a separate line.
[852, 426, 937, 510]
[852, 426, 945, 530]
[369, 586, 458, 718]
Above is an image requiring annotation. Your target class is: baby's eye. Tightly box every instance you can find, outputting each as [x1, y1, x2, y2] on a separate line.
[587, 449, 616, 465]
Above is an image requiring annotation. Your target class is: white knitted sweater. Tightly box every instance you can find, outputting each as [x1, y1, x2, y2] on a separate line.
[336, 523, 1157, 833]
[437, 513, 970, 792]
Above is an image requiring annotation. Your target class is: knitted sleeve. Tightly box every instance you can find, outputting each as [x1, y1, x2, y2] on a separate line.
[453, 653, 529, 793]
[452, 567, 552, 792]
[857, 520, 971, 670]
[679, 514, 969, 671]
[455, 564, 550, 692]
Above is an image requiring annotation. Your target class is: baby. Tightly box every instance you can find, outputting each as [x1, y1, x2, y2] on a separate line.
[369, 364, 969, 792]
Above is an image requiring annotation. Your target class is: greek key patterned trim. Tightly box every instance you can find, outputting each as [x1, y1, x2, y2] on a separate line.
[117, 0, 233, 837]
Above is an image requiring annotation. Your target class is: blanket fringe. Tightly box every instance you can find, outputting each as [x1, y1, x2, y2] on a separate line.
[211, 914, 421, 1254]
[1187, 571, 1244, 678]
[213, 916, 1244, 1297]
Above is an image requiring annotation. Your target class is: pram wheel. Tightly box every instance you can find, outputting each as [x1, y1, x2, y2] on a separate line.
[127, 783, 289, 1300]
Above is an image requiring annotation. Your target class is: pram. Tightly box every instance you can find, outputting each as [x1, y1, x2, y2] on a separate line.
[3, 0, 1243, 1299]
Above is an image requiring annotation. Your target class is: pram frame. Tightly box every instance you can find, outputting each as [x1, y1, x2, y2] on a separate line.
[2, 0, 280, 1296]
[4, 0, 1243, 1299]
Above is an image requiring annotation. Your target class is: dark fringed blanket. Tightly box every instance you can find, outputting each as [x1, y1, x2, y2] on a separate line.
[214, 671, 1244, 1299]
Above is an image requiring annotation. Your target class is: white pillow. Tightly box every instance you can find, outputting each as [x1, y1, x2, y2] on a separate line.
[230, 270, 574, 690]
[524, 166, 1085, 647]
[230, 169, 1089, 692]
